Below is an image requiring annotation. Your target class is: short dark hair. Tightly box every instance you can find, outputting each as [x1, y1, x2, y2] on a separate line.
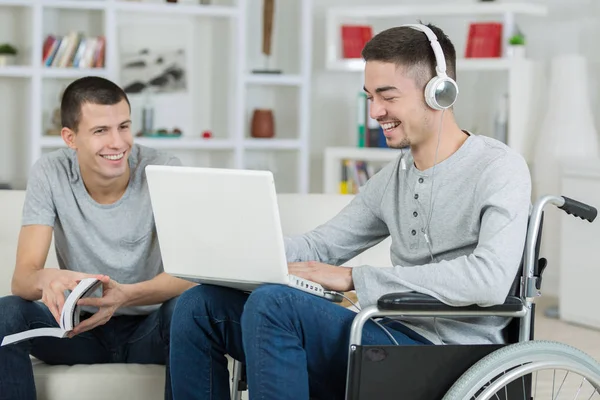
[61, 76, 130, 132]
[361, 22, 456, 90]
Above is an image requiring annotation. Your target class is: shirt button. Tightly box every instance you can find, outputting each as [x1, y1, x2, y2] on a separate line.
[411, 229, 417, 235]
[418, 178, 424, 183]
[414, 194, 419, 199]
[413, 211, 418, 217]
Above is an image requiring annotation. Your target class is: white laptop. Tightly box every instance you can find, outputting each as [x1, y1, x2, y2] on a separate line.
[145, 165, 342, 302]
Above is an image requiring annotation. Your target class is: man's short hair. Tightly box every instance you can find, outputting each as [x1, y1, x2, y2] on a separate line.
[61, 76, 130, 132]
[361, 22, 457, 91]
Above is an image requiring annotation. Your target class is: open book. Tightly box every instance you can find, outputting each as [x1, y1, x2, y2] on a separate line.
[1, 278, 102, 346]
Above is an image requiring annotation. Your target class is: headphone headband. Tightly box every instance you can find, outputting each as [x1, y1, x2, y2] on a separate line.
[402, 24, 447, 77]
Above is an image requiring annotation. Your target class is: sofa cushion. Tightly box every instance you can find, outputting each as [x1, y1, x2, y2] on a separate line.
[31, 358, 166, 400]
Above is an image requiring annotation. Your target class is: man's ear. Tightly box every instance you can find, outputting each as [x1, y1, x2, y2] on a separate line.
[61, 127, 77, 150]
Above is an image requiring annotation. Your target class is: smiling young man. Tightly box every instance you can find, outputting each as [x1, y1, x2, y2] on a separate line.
[168, 23, 532, 399]
[0, 76, 195, 400]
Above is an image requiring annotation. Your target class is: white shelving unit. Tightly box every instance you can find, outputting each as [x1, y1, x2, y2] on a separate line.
[0, 0, 313, 193]
[325, 2, 548, 71]
[322, 2, 548, 194]
[323, 146, 399, 194]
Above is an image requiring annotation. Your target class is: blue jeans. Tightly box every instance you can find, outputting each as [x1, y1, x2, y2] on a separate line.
[169, 284, 432, 400]
[0, 295, 177, 400]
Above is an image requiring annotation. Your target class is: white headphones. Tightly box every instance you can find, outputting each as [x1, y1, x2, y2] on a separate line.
[402, 24, 459, 110]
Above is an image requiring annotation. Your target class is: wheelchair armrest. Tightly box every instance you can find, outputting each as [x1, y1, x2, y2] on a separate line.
[377, 292, 523, 313]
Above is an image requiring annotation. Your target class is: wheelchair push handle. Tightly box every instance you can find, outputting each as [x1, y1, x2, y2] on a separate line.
[559, 196, 597, 222]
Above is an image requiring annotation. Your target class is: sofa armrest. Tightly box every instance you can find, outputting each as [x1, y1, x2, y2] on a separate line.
[377, 292, 523, 313]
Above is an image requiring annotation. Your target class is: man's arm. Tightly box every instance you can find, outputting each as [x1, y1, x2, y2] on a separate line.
[352, 152, 532, 308]
[12, 224, 54, 300]
[285, 161, 396, 265]
[120, 272, 197, 307]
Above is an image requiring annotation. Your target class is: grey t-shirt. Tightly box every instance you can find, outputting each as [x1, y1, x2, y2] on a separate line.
[22, 144, 181, 315]
[285, 133, 532, 345]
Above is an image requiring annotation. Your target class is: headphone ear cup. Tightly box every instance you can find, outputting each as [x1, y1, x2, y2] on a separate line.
[425, 76, 459, 110]
[424, 77, 443, 110]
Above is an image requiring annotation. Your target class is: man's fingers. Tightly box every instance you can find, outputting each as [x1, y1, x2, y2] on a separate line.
[76, 297, 105, 308]
[48, 302, 61, 325]
[69, 312, 105, 336]
[54, 289, 66, 317]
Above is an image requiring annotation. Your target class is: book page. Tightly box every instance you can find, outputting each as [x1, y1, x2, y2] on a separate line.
[1, 327, 67, 346]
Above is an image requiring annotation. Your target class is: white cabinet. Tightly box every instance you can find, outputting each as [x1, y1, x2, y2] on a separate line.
[559, 159, 600, 330]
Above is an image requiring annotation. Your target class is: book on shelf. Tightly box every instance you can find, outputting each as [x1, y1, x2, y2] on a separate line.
[465, 22, 503, 58]
[42, 32, 106, 69]
[339, 159, 383, 195]
[1, 278, 102, 346]
[341, 25, 372, 59]
[356, 91, 388, 148]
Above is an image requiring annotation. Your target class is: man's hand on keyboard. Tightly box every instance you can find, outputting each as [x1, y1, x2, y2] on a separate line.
[288, 261, 354, 292]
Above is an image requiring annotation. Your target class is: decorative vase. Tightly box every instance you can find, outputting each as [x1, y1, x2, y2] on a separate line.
[531, 54, 599, 297]
[0, 55, 15, 67]
[251, 109, 275, 138]
[533, 54, 599, 189]
[506, 45, 526, 58]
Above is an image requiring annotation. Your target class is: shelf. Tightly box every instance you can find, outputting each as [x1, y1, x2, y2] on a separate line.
[40, 136, 236, 150]
[41, 67, 108, 79]
[245, 74, 303, 86]
[115, 1, 238, 17]
[327, 3, 548, 18]
[42, 1, 106, 10]
[0, 0, 33, 5]
[325, 147, 399, 162]
[0, 66, 33, 77]
[327, 57, 518, 72]
[135, 137, 235, 150]
[243, 138, 302, 150]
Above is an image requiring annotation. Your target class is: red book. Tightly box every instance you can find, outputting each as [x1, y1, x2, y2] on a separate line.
[341, 25, 373, 58]
[465, 22, 503, 58]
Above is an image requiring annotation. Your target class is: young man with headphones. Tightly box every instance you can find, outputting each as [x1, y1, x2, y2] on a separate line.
[168, 23, 532, 399]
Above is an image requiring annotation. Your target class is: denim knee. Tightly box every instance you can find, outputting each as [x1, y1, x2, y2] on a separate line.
[241, 285, 295, 325]
[171, 285, 225, 332]
[0, 295, 34, 337]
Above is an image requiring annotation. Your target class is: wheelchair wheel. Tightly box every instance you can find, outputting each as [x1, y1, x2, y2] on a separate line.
[442, 340, 600, 400]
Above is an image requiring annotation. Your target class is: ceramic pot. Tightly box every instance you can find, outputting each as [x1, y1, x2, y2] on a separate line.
[0, 55, 15, 67]
[251, 109, 274, 138]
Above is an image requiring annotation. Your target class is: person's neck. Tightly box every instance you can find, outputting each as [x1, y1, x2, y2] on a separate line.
[411, 117, 468, 172]
[80, 165, 131, 205]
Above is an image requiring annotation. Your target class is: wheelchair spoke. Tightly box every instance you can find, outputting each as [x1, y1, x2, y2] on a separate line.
[534, 370, 538, 397]
[573, 376, 585, 399]
[554, 371, 569, 399]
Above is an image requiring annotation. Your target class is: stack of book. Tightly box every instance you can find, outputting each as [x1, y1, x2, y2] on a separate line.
[42, 32, 106, 68]
[339, 159, 383, 195]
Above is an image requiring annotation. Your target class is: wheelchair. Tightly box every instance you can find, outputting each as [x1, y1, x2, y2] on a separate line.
[231, 194, 600, 399]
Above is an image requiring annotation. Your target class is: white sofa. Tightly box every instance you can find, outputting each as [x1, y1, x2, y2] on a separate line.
[0, 190, 391, 399]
